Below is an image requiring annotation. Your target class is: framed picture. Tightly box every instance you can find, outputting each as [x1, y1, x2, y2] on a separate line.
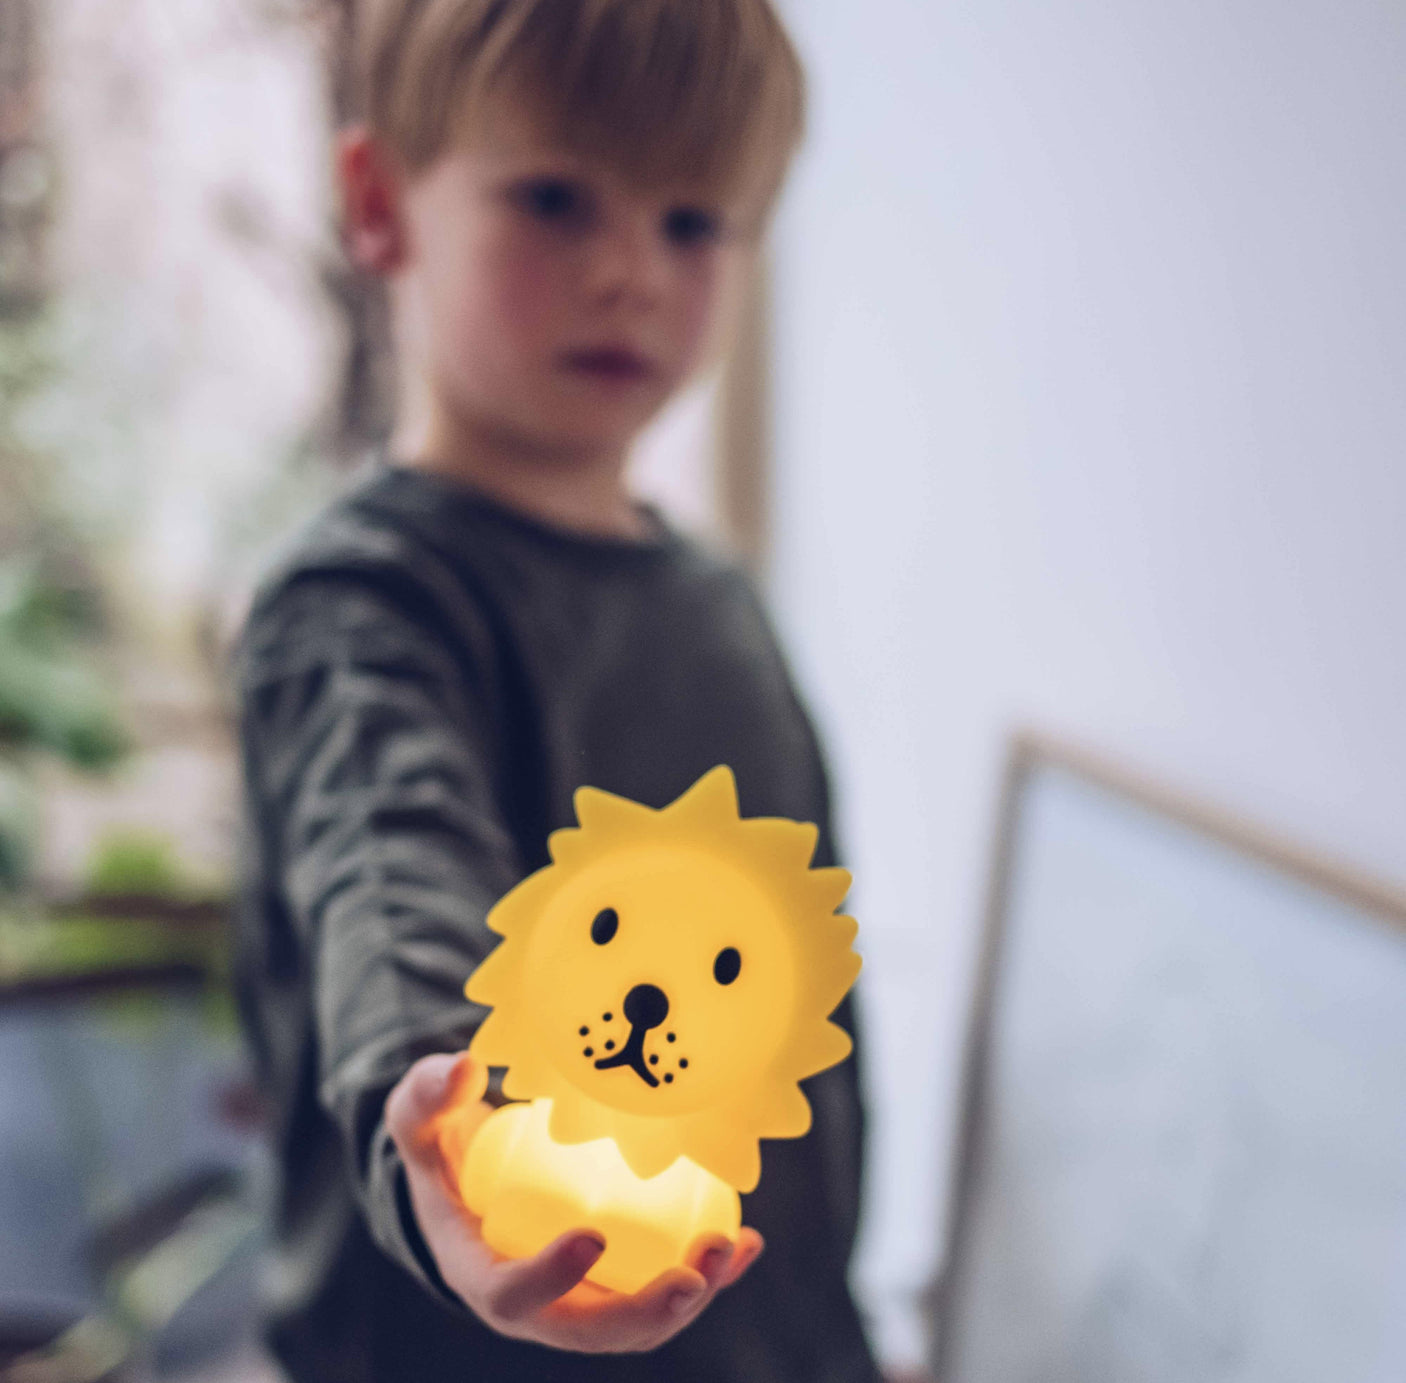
[933, 734, 1406, 1382]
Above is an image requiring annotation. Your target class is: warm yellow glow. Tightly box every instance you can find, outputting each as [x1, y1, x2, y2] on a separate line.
[459, 764, 861, 1286]
[457, 1099, 740, 1294]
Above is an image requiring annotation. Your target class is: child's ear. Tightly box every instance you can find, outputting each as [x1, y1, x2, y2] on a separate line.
[336, 125, 409, 275]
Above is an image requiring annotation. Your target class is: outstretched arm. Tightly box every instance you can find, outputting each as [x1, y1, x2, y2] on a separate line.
[238, 569, 759, 1350]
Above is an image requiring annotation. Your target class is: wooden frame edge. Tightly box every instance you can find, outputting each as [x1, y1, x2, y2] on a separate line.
[926, 736, 1033, 1378]
[1009, 731, 1406, 932]
[713, 253, 772, 575]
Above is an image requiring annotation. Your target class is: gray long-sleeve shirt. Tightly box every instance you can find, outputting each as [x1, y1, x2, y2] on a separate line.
[233, 464, 879, 1382]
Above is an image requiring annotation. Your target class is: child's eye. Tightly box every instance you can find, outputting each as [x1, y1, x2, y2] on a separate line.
[514, 178, 590, 225]
[663, 205, 721, 247]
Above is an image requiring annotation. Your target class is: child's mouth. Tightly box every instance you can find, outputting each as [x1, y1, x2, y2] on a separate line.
[561, 347, 655, 382]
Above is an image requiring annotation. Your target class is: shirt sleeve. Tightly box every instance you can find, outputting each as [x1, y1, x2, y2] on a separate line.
[236, 568, 523, 1304]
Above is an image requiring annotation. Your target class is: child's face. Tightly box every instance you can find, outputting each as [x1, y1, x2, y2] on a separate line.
[373, 107, 756, 459]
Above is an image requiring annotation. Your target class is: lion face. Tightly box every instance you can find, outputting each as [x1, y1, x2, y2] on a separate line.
[466, 767, 861, 1191]
[529, 846, 798, 1118]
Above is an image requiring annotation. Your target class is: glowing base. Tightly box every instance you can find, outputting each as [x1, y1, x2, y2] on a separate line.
[457, 1099, 742, 1293]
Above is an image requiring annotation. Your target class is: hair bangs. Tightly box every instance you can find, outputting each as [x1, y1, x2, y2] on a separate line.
[361, 0, 804, 214]
[480, 0, 804, 203]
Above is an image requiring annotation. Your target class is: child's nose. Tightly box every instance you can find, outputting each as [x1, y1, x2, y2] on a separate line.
[588, 216, 672, 306]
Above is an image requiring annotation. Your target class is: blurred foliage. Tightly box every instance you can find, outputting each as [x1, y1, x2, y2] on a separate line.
[0, 910, 218, 984]
[0, 559, 130, 892]
[1, 292, 132, 893]
[85, 828, 192, 901]
[0, 758, 30, 888]
[0, 559, 128, 769]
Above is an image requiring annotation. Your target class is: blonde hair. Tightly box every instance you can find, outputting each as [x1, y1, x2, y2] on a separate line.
[351, 0, 806, 215]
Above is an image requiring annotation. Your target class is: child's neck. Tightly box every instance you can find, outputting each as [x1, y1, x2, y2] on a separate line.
[392, 400, 650, 541]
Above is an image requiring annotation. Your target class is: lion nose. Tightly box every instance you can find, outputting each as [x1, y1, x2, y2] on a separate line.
[623, 983, 669, 1030]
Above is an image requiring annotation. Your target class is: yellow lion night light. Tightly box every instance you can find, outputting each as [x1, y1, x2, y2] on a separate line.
[455, 765, 861, 1293]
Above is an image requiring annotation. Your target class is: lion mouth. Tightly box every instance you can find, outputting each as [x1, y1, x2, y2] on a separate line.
[594, 983, 669, 1088]
[593, 1027, 657, 1086]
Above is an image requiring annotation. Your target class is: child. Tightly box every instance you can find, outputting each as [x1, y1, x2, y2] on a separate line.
[233, 2, 879, 1379]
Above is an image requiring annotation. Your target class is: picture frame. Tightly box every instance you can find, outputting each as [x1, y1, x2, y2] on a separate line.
[932, 731, 1406, 1381]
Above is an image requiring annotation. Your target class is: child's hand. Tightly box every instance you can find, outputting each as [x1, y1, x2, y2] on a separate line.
[385, 1052, 764, 1353]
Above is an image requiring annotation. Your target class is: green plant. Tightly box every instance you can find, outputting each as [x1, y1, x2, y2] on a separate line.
[84, 828, 186, 900]
[0, 558, 129, 891]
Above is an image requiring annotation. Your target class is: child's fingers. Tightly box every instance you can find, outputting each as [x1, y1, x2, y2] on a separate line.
[443, 1049, 489, 1106]
[386, 1053, 462, 1159]
[386, 1052, 487, 1165]
[543, 1229, 762, 1350]
[484, 1231, 606, 1323]
[551, 1261, 708, 1344]
[681, 1227, 763, 1292]
[717, 1227, 764, 1288]
[684, 1232, 736, 1289]
[428, 1055, 493, 1170]
[631, 1263, 711, 1335]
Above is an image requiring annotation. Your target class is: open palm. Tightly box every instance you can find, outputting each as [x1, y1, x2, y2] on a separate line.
[385, 1052, 764, 1354]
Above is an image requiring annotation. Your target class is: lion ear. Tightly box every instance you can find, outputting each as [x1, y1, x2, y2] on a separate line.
[739, 816, 819, 872]
[546, 825, 583, 864]
[667, 765, 740, 823]
[573, 784, 656, 838]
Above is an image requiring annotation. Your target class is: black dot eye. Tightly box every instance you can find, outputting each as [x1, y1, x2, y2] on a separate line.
[591, 908, 618, 945]
[713, 947, 741, 985]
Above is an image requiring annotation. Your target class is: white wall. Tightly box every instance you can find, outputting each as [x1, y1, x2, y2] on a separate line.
[630, 372, 726, 541]
[767, 1, 1406, 1368]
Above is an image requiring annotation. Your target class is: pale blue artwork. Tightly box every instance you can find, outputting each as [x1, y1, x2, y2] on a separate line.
[939, 764, 1406, 1383]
